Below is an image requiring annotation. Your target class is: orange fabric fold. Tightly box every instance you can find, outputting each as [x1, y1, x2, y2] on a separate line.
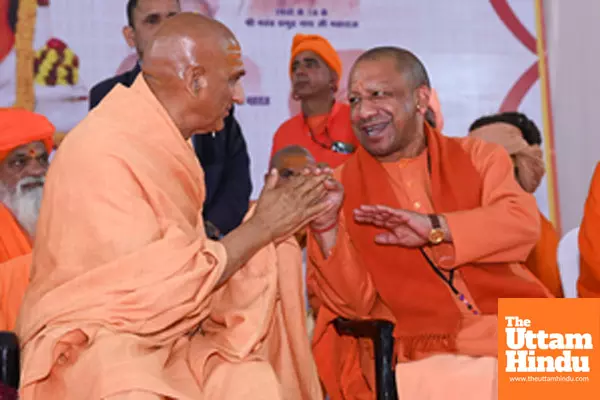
[0, 254, 31, 330]
[16, 76, 321, 399]
[579, 163, 600, 298]
[341, 124, 549, 356]
[0, 204, 31, 264]
[525, 212, 563, 297]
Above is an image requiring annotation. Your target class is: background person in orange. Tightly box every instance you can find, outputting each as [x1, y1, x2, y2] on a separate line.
[0, 108, 53, 330]
[578, 163, 600, 297]
[306, 47, 552, 400]
[0, 108, 53, 263]
[16, 14, 327, 399]
[469, 112, 563, 297]
[270, 34, 359, 169]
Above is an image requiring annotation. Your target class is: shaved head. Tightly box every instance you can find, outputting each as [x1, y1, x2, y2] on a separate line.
[269, 146, 316, 180]
[141, 13, 245, 139]
[352, 47, 430, 91]
[348, 46, 432, 162]
[270, 145, 315, 170]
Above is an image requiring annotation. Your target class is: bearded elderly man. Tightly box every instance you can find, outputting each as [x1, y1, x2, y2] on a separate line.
[305, 47, 552, 400]
[16, 14, 326, 399]
[0, 108, 53, 330]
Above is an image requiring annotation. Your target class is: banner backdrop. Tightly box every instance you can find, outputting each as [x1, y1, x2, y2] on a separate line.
[0, 0, 559, 225]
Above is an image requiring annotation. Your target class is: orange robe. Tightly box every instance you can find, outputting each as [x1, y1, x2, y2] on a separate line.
[0, 204, 31, 264]
[270, 102, 359, 169]
[578, 163, 600, 298]
[0, 254, 30, 330]
[525, 212, 563, 297]
[307, 136, 550, 399]
[16, 76, 322, 400]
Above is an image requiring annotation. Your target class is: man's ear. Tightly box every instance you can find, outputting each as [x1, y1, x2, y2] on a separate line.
[184, 65, 207, 97]
[122, 26, 136, 49]
[329, 71, 339, 92]
[415, 86, 431, 115]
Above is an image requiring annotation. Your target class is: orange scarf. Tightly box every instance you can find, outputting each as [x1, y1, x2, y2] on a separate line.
[0, 204, 31, 264]
[341, 124, 548, 356]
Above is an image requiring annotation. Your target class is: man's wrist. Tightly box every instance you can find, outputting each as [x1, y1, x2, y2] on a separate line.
[310, 218, 338, 234]
[246, 214, 274, 245]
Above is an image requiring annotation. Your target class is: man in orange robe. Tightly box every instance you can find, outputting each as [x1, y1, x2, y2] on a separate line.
[270, 34, 359, 169]
[0, 108, 54, 330]
[578, 163, 600, 297]
[16, 14, 327, 399]
[306, 47, 552, 399]
[469, 112, 563, 297]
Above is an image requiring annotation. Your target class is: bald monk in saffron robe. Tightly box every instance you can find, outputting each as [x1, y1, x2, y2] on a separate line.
[578, 163, 600, 298]
[0, 108, 54, 330]
[16, 14, 327, 399]
[305, 47, 552, 400]
[469, 112, 563, 297]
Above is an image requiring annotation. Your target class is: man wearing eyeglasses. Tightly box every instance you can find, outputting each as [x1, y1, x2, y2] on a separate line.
[270, 34, 359, 169]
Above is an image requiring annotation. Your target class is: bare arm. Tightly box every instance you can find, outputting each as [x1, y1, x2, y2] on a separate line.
[216, 217, 271, 287]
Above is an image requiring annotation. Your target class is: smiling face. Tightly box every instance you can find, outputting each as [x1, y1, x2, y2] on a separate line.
[348, 57, 429, 162]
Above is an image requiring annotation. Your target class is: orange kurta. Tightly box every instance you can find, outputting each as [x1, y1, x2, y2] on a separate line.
[525, 212, 563, 297]
[307, 136, 549, 399]
[16, 76, 322, 400]
[0, 254, 30, 330]
[578, 163, 600, 298]
[0, 204, 31, 264]
[270, 102, 359, 169]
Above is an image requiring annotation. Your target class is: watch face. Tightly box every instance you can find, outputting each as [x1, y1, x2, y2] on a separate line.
[429, 229, 444, 244]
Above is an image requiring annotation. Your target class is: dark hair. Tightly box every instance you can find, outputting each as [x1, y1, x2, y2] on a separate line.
[126, 0, 138, 27]
[354, 46, 431, 89]
[469, 111, 542, 146]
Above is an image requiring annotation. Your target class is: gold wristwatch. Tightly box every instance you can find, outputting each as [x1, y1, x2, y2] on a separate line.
[428, 214, 445, 245]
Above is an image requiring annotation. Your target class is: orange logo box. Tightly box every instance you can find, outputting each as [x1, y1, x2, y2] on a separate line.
[498, 298, 600, 399]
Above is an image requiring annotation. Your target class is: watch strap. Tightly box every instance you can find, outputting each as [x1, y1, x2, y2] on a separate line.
[428, 214, 441, 230]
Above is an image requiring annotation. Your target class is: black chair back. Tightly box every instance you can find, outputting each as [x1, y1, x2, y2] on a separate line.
[0, 332, 19, 390]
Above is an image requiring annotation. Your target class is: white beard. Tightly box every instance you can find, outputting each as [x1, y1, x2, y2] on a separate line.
[0, 177, 45, 239]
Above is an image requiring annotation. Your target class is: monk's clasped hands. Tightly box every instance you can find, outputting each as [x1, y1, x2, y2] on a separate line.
[302, 165, 344, 234]
[252, 169, 332, 242]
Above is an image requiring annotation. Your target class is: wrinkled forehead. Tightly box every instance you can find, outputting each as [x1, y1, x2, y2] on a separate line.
[349, 58, 406, 91]
[225, 37, 243, 66]
[5, 141, 48, 159]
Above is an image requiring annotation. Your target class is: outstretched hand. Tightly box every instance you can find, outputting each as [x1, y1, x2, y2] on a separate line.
[353, 205, 434, 247]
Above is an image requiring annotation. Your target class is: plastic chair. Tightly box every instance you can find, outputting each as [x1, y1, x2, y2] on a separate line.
[557, 227, 580, 298]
